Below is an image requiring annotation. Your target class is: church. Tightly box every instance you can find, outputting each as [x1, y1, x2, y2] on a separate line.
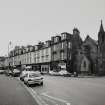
[73, 21, 105, 76]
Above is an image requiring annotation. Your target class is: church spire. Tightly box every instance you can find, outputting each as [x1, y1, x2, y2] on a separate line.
[99, 20, 104, 32]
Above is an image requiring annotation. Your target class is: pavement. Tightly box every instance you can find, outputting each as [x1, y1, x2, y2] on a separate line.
[0, 75, 38, 105]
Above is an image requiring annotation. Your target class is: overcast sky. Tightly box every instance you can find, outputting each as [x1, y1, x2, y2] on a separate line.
[0, 0, 105, 56]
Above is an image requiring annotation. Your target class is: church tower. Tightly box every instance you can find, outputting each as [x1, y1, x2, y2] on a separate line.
[72, 28, 82, 49]
[98, 20, 105, 75]
[71, 28, 83, 74]
[98, 20, 105, 50]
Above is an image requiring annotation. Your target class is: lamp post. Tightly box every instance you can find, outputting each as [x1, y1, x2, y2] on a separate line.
[8, 41, 12, 70]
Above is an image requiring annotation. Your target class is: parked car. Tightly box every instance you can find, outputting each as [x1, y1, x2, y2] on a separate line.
[24, 71, 43, 86]
[4, 70, 9, 76]
[49, 70, 60, 76]
[73, 72, 78, 77]
[0, 70, 5, 74]
[4, 70, 12, 76]
[12, 69, 21, 77]
[59, 70, 71, 77]
[9, 70, 13, 76]
[20, 70, 31, 81]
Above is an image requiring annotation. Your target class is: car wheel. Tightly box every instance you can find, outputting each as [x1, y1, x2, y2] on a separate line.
[26, 82, 30, 87]
[40, 82, 43, 86]
[21, 78, 24, 81]
[24, 81, 26, 84]
[20, 78, 22, 81]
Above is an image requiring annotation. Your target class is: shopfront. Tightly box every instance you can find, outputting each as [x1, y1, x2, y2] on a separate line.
[41, 64, 50, 73]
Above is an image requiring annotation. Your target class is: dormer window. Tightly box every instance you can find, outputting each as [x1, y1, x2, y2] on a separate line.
[30, 46, 34, 51]
[45, 40, 51, 47]
[26, 48, 28, 52]
[54, 37, 57, 43]
[45, 43, 48, 47]
[19, 50, 21, 54]
[35, 45, 38, 50]
[23, 49, 26, 53]
[54, 36, 60, 43]
[61, 33, 67, 40]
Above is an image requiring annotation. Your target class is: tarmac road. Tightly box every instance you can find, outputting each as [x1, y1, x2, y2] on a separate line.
[32, 75, 105, 105]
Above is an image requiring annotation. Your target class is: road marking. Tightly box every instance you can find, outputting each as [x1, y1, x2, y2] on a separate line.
[67, 103, 71, 105]
[28, 87, 48, 105]
[15, 77, 47, 105]
[41, 92, 71, 105]
[24, 85, 42, 105]
[15, 77, 71, 105]
[17, 79, 47, 105]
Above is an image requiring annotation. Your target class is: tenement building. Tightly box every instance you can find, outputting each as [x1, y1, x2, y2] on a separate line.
[51, 32, 72, 72]
[34, 41, 52, 73]
[5, 28, 83, 74]
[3, 21, 105, 76]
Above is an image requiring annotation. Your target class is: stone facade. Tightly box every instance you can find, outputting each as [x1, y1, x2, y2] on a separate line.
[80, 55, 90, 73]
[79, 35, 98, 75]
[51, 32, 72, 72]
[70, 28, 83, 73]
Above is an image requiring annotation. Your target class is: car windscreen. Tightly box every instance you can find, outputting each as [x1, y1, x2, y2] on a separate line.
[29, 73, 41, 78]
[13, 69, 20, 73]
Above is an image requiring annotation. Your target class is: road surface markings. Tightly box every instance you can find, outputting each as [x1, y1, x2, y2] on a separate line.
[15, 77, 48, 105]
[15, 77, 71, 105]
[30, 87, 48, 105]
[41, 92, 71, 105]
[41, 93, 60, 105]
[17, 79, 47, 105]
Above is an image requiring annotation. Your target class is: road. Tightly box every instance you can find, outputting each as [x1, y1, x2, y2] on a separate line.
[0, 74, 105, 105]
[0, 74, 38, 105]
[32, 75, 105, 105]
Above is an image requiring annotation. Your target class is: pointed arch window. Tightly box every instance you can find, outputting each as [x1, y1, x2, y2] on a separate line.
[84, 61, 86, 68]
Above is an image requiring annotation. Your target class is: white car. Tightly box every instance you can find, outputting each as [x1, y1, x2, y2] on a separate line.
[49, 70, 60, 76]
[0, 70, 5, 74]
[20, 71, 30, 81]
[59, 70, 71, 76]
[24, 71, 43, 86]
[12, 69, 21, 77]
